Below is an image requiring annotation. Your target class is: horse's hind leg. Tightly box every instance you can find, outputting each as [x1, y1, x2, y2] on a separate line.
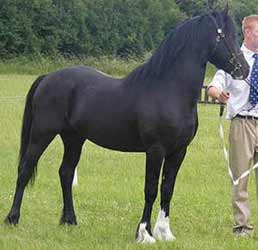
[5, 131, 55, 225]
[153, 147, 186, 241]
[59, 132, 84, 225]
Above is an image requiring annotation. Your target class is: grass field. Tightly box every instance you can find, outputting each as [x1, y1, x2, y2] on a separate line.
[1, 73, 258, 250]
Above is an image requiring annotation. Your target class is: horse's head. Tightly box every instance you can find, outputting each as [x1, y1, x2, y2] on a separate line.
[207, 7, 249, 80]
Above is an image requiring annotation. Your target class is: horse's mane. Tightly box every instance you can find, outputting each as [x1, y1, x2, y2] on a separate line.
[124, 11, 230, 83]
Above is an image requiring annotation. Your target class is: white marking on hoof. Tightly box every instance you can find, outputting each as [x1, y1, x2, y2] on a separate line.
[136, 223, 156, 244]
[153, 209, 176, 241]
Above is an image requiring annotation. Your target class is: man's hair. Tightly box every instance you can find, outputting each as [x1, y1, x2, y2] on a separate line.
[242, 15, 258, 33]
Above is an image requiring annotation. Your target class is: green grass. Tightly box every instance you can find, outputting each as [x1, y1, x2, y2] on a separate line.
[0, 55, 216, 78]
[0, 56, 143, 76]
[1, 72, 258, 250]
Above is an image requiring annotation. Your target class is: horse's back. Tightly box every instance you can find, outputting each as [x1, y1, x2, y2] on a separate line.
[31, 66, 144, 151]
[34, 65, 122, 106]
[31, 66, 116, 126]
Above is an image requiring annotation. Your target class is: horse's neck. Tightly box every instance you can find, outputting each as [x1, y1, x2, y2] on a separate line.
[158, 31, 209, 84]
[160, 50, 208, 107]
[166, 51, 207, 87]
[124, 34, 209, 97]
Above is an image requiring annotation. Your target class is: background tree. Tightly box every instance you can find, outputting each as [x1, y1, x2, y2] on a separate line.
[0, 0, 257, 59]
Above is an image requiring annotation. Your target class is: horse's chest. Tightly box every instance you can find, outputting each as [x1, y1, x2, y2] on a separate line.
[160, 118, 195, 137]
[142, 114, 197, 148]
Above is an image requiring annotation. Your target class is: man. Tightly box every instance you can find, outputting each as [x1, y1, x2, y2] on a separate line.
[208, 15, 258, 237]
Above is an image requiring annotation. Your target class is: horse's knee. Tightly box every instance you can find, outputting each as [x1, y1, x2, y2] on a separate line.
[145, 188, 158, 204]
[59, 165, 74, 182]
[59, 166, 67, 179]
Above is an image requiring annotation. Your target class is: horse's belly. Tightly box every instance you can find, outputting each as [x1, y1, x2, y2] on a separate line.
[87, 131, 145, 152]
[78, 121, 144, 152]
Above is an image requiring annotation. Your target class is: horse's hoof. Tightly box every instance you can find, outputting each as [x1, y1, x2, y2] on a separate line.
[59, 214, 77, 225]
[153, 223, 176, 241]
[4, 214, 19, 225]
[153, 211, 176, 241]
[136, 223, 156, 244]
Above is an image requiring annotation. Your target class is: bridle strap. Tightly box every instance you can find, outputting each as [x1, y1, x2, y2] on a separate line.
[208, 13, 243, 76]
[208, 13, 224, 55]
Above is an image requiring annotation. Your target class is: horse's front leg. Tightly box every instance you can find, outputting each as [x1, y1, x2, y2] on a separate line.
[153, 147, 186, 241]
[136, 145, 164, 244]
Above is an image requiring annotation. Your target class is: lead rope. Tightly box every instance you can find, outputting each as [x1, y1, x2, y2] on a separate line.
[219, 74, 258, 186]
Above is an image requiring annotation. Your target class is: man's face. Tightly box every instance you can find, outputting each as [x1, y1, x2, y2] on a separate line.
[245, 23, 258, 48]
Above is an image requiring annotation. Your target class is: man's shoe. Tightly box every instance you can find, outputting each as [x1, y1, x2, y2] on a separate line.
[233, 226, 254, 238]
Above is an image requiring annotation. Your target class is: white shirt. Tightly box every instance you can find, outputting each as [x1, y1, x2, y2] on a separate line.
[209, 45, 258, 120]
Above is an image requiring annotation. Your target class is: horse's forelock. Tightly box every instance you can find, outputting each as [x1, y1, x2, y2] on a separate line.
[219, 9, 236, 37]
[209, 9, 232, 35]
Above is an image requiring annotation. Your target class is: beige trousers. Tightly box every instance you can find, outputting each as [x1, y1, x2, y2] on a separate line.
[229, 117, 258, 228]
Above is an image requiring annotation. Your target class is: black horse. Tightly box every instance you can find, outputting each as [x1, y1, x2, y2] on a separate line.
[5, 9, 249, 243]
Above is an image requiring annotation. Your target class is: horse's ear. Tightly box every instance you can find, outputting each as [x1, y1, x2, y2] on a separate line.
[223, 3, 229, 16]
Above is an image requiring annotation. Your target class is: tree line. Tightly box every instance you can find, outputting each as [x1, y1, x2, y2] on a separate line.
[0, 0, 257, 59]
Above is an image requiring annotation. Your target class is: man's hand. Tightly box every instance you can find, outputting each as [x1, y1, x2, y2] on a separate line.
[207, 86, 230, 104]
[217, 91, 230, 104]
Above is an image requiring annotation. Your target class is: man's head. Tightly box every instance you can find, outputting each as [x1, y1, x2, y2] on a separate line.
[242, 15, 258, 52]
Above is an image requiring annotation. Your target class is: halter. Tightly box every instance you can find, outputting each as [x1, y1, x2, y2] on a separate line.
[208, 13, 243, 78]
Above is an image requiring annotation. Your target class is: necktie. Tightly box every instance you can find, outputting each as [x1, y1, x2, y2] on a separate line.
[249, 53, 258, 107]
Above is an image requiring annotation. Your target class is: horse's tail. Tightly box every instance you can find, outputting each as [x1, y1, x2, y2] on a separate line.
[18, 75, 46, 183]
